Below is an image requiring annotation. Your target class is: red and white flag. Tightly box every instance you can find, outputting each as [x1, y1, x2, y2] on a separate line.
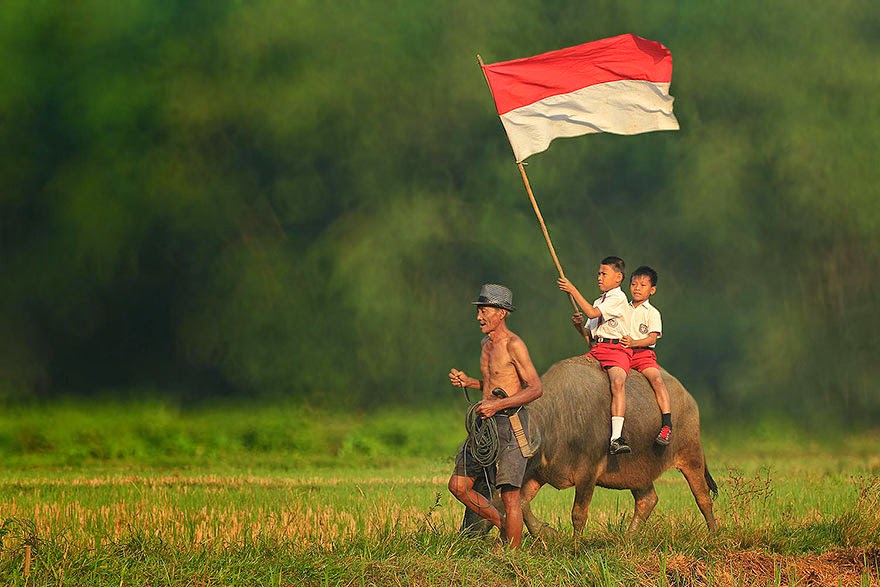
[481, 34, 680, 162]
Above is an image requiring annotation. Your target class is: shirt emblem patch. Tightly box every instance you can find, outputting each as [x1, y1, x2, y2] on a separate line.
[639, 324, 649, 335]
[607, 318, 618, 328]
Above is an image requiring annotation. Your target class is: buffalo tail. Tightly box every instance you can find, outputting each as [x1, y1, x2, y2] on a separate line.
[704, 465, 718, 500]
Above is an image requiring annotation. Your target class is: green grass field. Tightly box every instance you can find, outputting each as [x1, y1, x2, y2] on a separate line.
[0, 402, 878, 586]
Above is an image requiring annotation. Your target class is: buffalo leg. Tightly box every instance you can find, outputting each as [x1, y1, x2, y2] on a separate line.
[627, 485, 659, 535]
[678, 460, 719, 532]
[571, 482, 596, 535]
[520, 477, 555, 538]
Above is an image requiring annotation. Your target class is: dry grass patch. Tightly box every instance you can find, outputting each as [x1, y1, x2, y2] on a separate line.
[652, 548, 879, 587]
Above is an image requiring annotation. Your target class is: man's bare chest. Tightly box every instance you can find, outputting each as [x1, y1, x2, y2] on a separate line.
[481, 346, 514, 376]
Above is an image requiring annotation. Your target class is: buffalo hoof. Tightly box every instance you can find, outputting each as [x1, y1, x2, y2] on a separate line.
[460, 504, 494, 537]
[530, 522, 559, 539]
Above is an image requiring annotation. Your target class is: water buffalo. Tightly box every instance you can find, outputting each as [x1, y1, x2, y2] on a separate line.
[461, 355, 718, 536]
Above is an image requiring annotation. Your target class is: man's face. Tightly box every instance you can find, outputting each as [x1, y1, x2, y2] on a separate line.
[597, 264, 623, 292]
[630, 275, 656, 303]
[476, 306, 505, 334]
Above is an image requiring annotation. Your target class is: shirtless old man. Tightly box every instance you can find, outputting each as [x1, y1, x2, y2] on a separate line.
[447, 283, 543, 549]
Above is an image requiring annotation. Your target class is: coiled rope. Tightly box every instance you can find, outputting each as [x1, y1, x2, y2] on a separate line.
[458, 388, 501, 511]
[464, 402, 499, 467]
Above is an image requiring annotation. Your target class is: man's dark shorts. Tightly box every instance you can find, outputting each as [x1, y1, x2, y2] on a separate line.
[452, 408, 531, 489]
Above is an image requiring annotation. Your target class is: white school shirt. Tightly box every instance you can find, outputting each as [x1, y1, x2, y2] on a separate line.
[587, 287, 630, 339]
[629, 299, 662, 349]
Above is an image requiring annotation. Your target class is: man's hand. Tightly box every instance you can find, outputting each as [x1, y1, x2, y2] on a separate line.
[476, 398, 501, 418]
[449, 368, 468, 388]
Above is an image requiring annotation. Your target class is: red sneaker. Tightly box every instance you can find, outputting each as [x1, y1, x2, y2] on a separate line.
[655, 425, 672, 446]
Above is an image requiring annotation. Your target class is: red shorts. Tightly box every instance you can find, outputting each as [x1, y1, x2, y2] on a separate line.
[586, 342, 633, 371]
[630, 349, 660, 372]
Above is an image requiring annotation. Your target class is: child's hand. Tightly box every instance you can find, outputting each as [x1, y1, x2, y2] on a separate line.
[572, 313, 584, 327]
[621, 336, 634, 348]
[557, 277, 576, 294]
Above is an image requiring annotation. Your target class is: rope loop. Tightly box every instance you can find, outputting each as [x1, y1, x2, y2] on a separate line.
[464, 403, 499, 467]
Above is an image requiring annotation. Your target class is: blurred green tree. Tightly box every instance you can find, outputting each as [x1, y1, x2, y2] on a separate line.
[1, 0, 878, 425]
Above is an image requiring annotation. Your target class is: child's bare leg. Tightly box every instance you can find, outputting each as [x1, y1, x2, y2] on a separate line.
[607, 366, 627, 417]
[641, 366, 672, 444]
[607, 367, 631, 454]
[641, 367, 670, 413]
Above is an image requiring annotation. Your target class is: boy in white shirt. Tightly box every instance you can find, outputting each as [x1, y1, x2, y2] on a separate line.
[557, 256, 633, 455]
[621, 266, 672, 445]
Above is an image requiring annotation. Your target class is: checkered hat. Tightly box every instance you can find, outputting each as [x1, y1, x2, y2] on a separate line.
[471, 283, 515, 312]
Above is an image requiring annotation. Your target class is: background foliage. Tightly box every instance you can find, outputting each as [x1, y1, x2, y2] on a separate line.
[2, 0, 878, 425]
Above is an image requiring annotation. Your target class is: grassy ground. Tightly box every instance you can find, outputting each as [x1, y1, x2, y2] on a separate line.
[0, 402, 878, 585]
